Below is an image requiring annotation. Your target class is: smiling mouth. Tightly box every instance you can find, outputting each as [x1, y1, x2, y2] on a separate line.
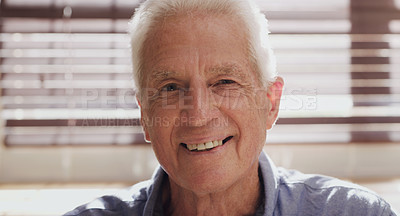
[181, 136, 233, 152]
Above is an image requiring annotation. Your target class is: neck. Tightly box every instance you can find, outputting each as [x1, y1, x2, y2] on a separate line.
[163, 163, 262, 216]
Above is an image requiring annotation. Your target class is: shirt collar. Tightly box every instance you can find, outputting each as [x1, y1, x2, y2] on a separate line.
[258, 151, 280, 216]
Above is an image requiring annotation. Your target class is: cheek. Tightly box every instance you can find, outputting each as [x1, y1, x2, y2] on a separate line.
[247, 91, 270, 126]
[145, 114, 171, 138]
[144, 110, 178, 165]
[143, 103, 183, 146]
[144, 111, 183, 178]
[217, 91, 269, 117]
[228, 94, 269, 144]
[212, 90, 249, 111]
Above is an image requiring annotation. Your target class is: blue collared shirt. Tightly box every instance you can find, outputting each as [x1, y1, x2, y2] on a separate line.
[65, 151, 398, 216]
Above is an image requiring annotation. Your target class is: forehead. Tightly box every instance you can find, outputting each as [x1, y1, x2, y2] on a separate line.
[141, 13, 254, 83]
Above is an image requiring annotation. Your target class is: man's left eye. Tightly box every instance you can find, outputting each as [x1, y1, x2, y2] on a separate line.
[216, 79, 236, 85]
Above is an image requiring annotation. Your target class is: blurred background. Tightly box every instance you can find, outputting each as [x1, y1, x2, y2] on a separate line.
[0, 0, 399, 215]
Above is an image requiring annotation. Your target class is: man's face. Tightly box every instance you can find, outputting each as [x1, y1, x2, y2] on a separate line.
[139, 14, 279, 194]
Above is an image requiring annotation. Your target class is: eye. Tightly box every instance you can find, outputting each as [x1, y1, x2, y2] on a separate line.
[216, 79, 236, 85]
[161, 83, 179, 92]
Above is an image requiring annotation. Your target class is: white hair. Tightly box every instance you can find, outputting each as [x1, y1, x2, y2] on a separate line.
[128, 0, 277, 94]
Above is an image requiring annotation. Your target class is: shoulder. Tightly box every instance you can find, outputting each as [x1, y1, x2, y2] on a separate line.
[63, 180, 154, 216]
[275, 168, 397, 216]
[64, 167, 167, 216]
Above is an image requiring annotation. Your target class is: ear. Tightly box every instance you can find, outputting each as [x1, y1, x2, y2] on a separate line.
[266, 76, 284, 130]
[136, 96, 151, 142]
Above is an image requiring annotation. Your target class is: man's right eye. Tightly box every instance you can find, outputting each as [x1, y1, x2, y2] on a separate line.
[161, 83, 178, 92]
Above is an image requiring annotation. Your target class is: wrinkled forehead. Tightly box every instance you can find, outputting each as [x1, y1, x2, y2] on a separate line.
[143, 12, 249, 56]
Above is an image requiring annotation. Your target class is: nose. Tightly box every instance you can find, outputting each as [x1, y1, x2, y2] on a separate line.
[180, 83, 218, 127]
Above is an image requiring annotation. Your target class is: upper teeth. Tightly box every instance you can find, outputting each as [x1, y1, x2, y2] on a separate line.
[186, 140, 223, 151]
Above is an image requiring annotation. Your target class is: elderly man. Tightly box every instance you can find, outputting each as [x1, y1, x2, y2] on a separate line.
[66, 0, 397, 215]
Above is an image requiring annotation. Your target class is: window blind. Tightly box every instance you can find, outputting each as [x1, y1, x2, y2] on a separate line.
[1, 0, 399, 146]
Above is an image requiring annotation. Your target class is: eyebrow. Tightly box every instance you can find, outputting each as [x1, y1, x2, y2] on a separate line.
[149, 63, 248, 84]
[149, 69, 179, 85]
[208, 63, 247, 80]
